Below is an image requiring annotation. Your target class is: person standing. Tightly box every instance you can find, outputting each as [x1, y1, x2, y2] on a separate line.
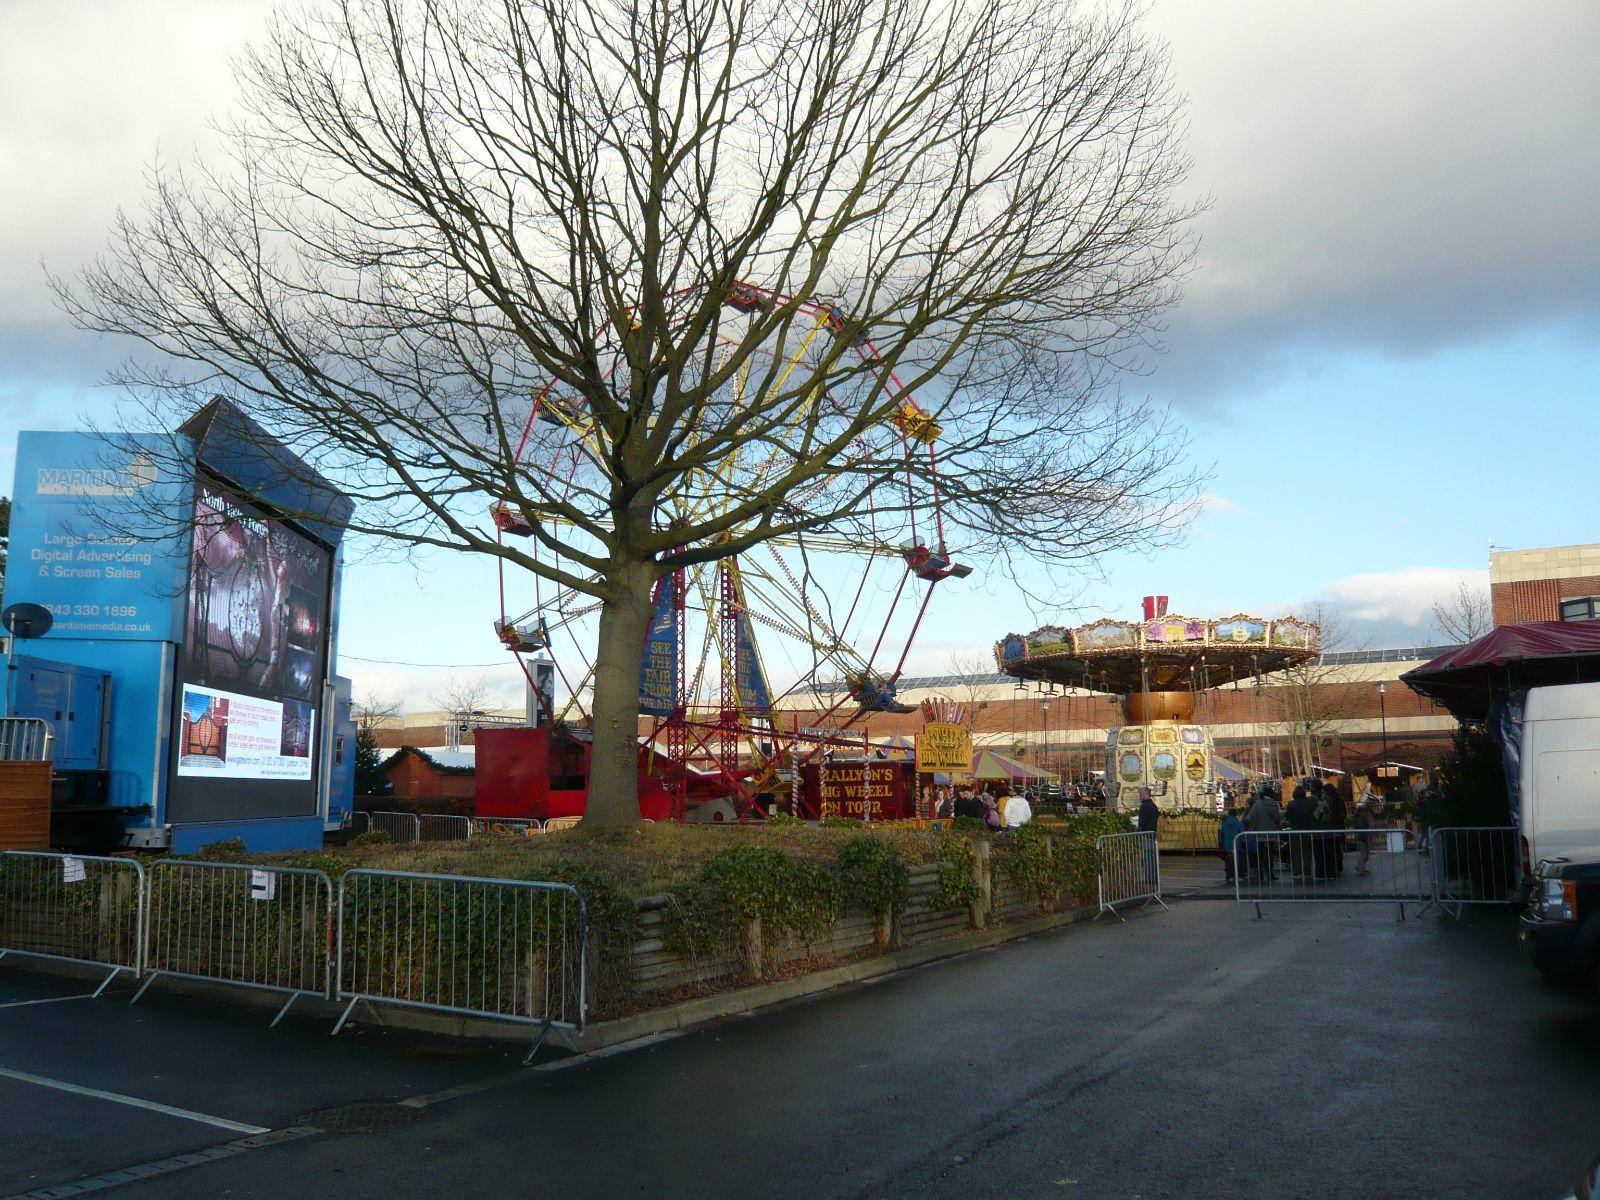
[1244, 785, 1283, 881]
[1353, 794, 1375, 876]
[1137, 786, 1161, 881]
[1137, 787, 1160, 833]
[1285, 784, 1315, 879]
[1416, 786, 1437, 856]
[1219, 807, 1245, 882]
[1328, 780, 1349, 875]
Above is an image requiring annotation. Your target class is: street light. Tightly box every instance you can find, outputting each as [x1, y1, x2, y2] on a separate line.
[1377, 680, 1389, 768]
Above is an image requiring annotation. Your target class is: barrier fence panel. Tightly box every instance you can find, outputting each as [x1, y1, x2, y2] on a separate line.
[334, 870, 587, 1062]
[469, 816, 544, 837]
[132, 860, 335, 1024]
[1431, 827, 1519, 916]
[1095, 832, 1168, 920]
[1232, 828, 1424, 920]
[347, 811, 372, 835]
[0, 851, 144, 994]
[418, 813, 473, 842]
[0, 717, 54, 762]
[370, 811, 421, 843]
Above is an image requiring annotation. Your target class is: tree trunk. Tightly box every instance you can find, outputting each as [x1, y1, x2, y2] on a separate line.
[582, 560, 657, 826]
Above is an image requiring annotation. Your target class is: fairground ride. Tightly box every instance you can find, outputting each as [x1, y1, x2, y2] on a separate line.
[996, 599, 1320, 811]
[490, 281, 974, 818]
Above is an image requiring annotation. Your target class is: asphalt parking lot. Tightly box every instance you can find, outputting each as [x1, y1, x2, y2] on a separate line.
[4, 893, 1599, 1199]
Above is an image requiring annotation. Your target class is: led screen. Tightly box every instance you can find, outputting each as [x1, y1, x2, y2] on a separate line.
[168, 480, 332, 822]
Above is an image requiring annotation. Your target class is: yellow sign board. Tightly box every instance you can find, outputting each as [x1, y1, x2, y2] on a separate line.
[916, 722, 972, 778]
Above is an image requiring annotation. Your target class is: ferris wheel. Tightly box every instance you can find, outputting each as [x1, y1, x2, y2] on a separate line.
[489, 281, 973, 813]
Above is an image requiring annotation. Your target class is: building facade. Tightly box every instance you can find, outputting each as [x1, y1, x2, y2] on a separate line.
[1491, 542, 1600, 626]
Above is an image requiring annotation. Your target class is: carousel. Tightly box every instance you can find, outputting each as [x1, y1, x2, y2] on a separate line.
[994, 599, 1319, 811]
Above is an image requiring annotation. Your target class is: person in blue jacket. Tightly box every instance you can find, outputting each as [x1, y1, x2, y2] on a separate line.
[1218, 807, 1245, 882]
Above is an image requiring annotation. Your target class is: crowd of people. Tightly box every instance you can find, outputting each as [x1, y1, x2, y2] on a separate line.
[1212, 775, 1442, 883]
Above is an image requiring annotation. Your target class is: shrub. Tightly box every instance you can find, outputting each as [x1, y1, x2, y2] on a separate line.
[663, 845, 842, 962]
[194, 837, 247, 861]
[997, 822, 1070, 911]
[351, 830, 391, 846]
[766, 811, 803, 827]
[836, 837, 909, 918]
[932, 833, 983, 910]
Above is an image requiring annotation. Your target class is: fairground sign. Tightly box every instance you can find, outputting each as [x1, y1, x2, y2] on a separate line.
[915, 721, 972, 778]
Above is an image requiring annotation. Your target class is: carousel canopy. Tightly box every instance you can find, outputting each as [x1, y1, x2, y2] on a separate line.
[994, 614, 1320, 694]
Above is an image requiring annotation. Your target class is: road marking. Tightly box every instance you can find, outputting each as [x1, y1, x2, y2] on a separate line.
[0, 1126, 319, 1200]
[396, 1028, 688, 1108]
[398, 1067, 531, 1109]
[0, 994, 94, 1009]
[0, 1066, 271, 1134]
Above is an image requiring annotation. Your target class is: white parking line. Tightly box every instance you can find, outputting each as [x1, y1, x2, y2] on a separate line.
[0, 1066, 271, 1134]
[0, 994, 93, 1009]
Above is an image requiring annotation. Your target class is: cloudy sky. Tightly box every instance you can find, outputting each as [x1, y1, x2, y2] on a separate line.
[2, 0, 1596, 709]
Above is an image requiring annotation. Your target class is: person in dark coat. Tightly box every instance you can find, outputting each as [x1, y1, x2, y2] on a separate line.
[1285, 785, 1315, 878]
[1219, 808, 1245, 882]
[1135, 787, 1160, 880]
[1327, 781, 1349, 874]
[1243, 786, 1282, 881]
[1137, 787, 1160, 833]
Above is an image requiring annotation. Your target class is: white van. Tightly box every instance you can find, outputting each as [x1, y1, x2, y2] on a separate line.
[1519, 682, 1600, 873]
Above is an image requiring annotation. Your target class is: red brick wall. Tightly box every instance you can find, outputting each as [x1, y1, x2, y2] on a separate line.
[380, 752, 475, 810]
[1492, 575, 1600, 626]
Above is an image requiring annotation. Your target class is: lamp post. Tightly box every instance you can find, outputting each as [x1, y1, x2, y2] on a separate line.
[1377, 681, 1389, 769]
[1040, 694, 1052, 783]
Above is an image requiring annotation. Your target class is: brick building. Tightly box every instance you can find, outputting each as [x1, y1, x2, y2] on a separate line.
[378, 644, 1465, 785]
[1491, 542, 1600, 625]
[376, 746, 476, 812]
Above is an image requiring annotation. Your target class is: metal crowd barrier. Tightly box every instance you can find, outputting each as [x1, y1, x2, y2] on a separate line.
[1430, 826, 1519, 917]
[1095, 832, 1168, 920]
[369, 810, 421, 842]
[418, 813, 473, 842]
[132, 860, 335, 1024]
[0, 851, 145, 994]
[544, 816, 580, 831]
[347, 811, 372, 835]
[1233, 828, 1424, 920]
[470, 816, 545, 837]
[0, 717, 54, 762]
[333, 869, 587, 1061]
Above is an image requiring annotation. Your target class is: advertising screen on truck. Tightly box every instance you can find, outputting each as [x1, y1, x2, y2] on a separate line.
[168, 480, 332, 822]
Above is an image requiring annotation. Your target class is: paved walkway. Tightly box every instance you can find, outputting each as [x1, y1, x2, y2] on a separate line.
[4, 896, 1595, 1198]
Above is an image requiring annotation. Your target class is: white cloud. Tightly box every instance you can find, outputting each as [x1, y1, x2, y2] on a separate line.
[342, 660, 526, 714]
[1318, 565, 1489, 628]
[1195, 492, 1239, 518]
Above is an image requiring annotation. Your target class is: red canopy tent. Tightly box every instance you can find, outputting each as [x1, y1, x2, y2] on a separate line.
[1401, 621, 1600, 721]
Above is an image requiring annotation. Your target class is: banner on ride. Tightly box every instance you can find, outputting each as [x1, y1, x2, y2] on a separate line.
[732, 605, 772, 714]
[639, 579, 678, 716]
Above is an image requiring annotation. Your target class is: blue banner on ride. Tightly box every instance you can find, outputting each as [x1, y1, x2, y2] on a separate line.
[733, 607, 771, 714]
[639, 579, 678, 716]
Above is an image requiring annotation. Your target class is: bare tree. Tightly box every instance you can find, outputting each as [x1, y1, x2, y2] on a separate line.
[1432, 581, 1492, 644]
[1266, 605, 1375, 779]
[59, 0, 1200, 824]
[943, 650, 999, 729]
[352, 692, 404, 730]
[429, 676, 496, 718]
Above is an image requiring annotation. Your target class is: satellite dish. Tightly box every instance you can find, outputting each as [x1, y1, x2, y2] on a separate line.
[2, 603, 52, 640]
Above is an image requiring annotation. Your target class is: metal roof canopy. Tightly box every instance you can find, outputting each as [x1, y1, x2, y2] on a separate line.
[1400, 621, 1600, 721]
